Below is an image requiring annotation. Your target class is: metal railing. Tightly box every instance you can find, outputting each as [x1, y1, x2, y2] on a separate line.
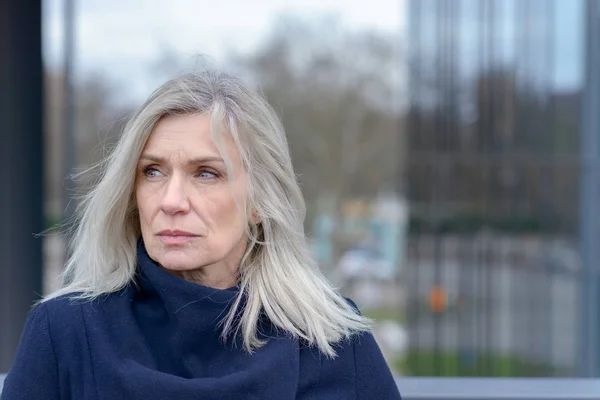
[2, 374, 600, 398]
[405, 0, 600, 380]
[396, 378, 600, 399]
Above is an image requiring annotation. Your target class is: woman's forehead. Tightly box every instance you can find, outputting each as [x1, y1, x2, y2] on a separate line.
[142, 114, 242, 167]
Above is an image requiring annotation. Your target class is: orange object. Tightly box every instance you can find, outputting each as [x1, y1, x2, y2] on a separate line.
[429, 286, 448, 313]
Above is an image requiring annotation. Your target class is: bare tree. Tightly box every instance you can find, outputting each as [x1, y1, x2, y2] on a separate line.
[231, 15, 405, 263]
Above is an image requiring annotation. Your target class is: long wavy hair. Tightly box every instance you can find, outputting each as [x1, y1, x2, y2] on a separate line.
[46, 69, 371, 357]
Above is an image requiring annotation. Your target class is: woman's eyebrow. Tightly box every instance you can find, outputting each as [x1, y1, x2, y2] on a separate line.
[139, 154, 225, 165]
[188, 156, 225, 165]
[139, 154, 165, 163]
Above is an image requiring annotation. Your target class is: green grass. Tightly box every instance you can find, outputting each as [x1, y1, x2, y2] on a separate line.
[363, 307, 405, 324]
[398, 349, 560, 377]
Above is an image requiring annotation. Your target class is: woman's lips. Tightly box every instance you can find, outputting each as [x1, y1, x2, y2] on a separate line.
[156, 230, 200, 245]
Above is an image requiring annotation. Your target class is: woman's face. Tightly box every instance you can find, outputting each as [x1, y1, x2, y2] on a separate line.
[135, 113, 248, 286]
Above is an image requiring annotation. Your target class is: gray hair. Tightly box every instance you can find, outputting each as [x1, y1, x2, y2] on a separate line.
[46, 70, 371, 357]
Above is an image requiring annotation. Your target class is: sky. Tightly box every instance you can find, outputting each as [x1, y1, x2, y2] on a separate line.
[43, 0, 405, 104]
[43, 0, 582, 107]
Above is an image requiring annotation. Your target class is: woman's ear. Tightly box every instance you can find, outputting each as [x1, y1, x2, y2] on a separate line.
[250, 209, 261, 225]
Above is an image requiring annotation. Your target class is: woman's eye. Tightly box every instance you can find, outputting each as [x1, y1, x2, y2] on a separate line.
[143, 167, 163, 178]
[198, 169, 218, 179]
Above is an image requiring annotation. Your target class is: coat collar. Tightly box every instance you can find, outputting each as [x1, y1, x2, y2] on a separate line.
[136, 239, 240, 315]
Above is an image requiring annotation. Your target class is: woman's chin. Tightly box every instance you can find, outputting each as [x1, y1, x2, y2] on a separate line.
[156, 253, 199, 273]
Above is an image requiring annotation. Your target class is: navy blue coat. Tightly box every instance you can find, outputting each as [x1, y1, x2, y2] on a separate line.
[2, 243, 401, 399]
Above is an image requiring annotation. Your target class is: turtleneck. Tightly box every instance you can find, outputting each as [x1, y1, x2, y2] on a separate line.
[136, 239, 240, 316]
[1, 241, 402, 400]
[115, 241, 301, 395]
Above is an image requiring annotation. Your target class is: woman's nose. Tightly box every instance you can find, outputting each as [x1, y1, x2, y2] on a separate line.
[159, 175, 190, 215]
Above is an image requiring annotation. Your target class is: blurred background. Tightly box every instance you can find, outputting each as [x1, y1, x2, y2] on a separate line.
[3, 0, 600, 381]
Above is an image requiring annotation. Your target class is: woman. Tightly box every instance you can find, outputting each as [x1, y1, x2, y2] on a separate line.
[2, 70, 401, 399]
